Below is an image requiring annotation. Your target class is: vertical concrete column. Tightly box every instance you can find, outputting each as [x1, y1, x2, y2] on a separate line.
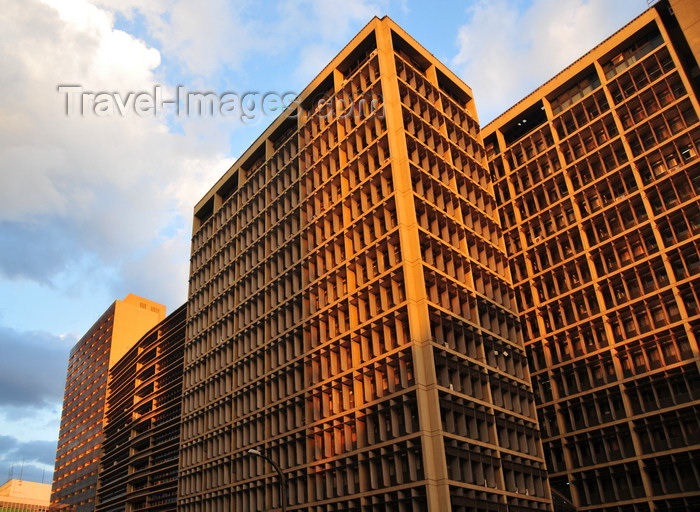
[374, 22, 452, 512]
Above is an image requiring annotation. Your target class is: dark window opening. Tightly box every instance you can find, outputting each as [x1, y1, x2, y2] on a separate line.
[502, 101, 548, 146]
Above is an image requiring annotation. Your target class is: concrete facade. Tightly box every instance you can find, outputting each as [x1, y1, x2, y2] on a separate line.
[51, 295, 165, 512]
[181, 16, 551, 512]
[95, 304, 186, 512]
[483, 1, 700, 510]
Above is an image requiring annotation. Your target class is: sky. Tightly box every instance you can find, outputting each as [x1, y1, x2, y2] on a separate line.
[0, 0, 648, 486]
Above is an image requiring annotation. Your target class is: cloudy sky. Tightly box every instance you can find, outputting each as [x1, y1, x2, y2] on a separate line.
[0, 0, 646, 485]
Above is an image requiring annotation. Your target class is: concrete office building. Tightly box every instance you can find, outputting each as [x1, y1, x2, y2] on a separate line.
[51, 295, 166, 512]
[483, 0, 700, 510]
[181, 16, 551, 512]
[95, 304, 186, 512]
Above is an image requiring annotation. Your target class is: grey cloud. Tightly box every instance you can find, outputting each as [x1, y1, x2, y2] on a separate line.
[0, 437, 57, 466]
[0, 436, 56, 483]
[0, 461, 53, 484]
[0, 325, 72, 407]
[0, 435, 16, 453]
[16, 439, 58, 467]
[0, 221, 75, 283]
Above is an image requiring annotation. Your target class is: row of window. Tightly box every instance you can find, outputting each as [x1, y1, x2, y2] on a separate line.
[609, 290, 681, 344]
[553, 87, 610, 139]
[395, 53, 479, 138]
[626, 363, 699, 415]
[560, 113, 619, 165]
[608, 40, 673, 103]
[539, 352, 617, 404]
[444, 437, 548, 498]
[636, 405, 700, 454]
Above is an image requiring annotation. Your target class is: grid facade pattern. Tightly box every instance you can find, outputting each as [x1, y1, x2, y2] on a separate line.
[392, 44, 550, 510]
[95, 304, 186, 512]
[51, 295, 164, 512]
[483, 3, 700, 511]
[51, 307, 114, 512]
[181, 17, 551, 512]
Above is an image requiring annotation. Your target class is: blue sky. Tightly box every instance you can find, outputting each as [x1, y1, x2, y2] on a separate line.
[0, 0, 647, 485]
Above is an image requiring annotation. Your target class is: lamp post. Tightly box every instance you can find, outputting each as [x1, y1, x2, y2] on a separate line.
[248, 448, 288, 512]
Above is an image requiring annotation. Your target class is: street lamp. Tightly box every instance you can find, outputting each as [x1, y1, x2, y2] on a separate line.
[248, 448, 288, 512]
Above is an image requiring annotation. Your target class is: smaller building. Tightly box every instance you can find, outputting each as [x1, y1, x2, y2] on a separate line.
[0, 479, 51, 511]
[95, 304, 186, 512]
[51, 294, 166, 512]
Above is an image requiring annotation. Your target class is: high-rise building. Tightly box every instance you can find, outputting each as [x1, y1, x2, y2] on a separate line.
[181, 16, 551, 512]
[482, 0, 700, 510]
[51, 295, 166, 512]
[95, 304, 186, 512]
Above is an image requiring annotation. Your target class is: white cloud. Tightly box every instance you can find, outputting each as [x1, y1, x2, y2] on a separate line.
[275, 0, 388, 82]
[452, 0, 646, 124]
[0, 0, 228, 304]
[0, 2, 233, 471]
[147, 0, 259, 77]
[281, 0, 385, 42]
[91, 0, 388, 82]
[91, 0, 263, 78]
